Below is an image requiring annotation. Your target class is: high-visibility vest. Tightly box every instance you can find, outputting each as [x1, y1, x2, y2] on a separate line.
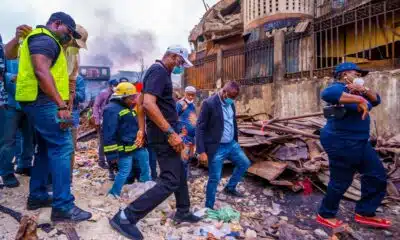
[16, 27, 69, 101]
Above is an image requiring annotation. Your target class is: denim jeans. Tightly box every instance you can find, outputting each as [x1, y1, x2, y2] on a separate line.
[109, 154, 133, 196]
[15, 130, 34, 169]
[132, 148, 151, 182]
[110, 148, 151, 196]
[0, 107, 34, 176]
[318, 131, 387, 218]
[205, 141, 251, 209]
[22, 98, 75, 211]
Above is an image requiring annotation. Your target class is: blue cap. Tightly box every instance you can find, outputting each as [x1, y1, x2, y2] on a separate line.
[48, 12, 81, 39]
[166, 45, 193, 68]
[334, 62, 369, 78]
[108, 79, 118, 86]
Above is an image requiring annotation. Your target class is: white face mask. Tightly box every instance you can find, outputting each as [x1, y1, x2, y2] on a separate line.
[353, 77, 365, 86]
[185, 99, 194, 104]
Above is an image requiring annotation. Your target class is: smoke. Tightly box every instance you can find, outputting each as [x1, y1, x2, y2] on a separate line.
[81, 8, 156, 71]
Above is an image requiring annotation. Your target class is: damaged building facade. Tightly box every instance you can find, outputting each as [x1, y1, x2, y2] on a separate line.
[185, 0, 400, 137]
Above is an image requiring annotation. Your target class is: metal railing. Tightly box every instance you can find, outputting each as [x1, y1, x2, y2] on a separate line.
[243, 38, 274, 85]
[313, 0, 400, 76]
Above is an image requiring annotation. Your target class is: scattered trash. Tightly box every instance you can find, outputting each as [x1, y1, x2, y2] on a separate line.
[206, 207, 240, 223]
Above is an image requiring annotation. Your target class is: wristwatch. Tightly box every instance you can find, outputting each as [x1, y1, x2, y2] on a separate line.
[165, 127, 175, 137]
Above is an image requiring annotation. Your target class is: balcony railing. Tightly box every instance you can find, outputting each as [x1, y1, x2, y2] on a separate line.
[317, 0, 373, 18]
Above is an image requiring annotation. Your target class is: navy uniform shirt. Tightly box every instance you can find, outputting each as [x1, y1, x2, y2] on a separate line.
[143, 60, 178, 143]
[321, 82, 381, 140]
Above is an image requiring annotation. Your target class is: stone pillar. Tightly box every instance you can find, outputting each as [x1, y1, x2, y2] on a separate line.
[273, 29, 285, 82]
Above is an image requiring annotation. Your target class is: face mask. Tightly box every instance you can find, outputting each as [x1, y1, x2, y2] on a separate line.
[172, 66, 184, 75]
[224, 98, 234, 105]
[59, 33, 72, 45]
[353, 77, 365, 86]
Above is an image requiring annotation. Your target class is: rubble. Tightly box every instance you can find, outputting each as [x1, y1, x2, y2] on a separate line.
[1, 112, 399, 240]
[217, 112, 400, 203]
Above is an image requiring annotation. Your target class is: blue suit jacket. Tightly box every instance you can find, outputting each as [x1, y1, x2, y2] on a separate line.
[196, 93, 238, 161]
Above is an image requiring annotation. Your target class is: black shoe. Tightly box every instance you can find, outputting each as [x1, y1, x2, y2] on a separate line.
[51, 206, 92, 223]
[223, 187, 244, 198]
[109, 210, 143, 240]
[109, 171, 116, 181]
[173, 212, 202, 224]
[27, 197, 52, 210]
[15, 167, 31, 176]
[2, 174, 20, 188]
[99, 161, 109, 169]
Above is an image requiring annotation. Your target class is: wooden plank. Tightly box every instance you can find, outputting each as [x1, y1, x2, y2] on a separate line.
[247, 161, 287, 181]
[239, 128, 279, 137]
[260, 123, 320, 139]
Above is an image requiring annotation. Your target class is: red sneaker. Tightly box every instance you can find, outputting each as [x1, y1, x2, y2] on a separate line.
[354, 214, 391, 228]
[316, 215, 344, 229]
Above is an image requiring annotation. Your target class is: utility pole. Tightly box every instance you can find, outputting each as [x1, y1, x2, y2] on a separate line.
[201, 0, 209, 11]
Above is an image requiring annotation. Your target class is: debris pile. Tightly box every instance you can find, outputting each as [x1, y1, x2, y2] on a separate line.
[233, 112, 400, 203]
[235, 112, 326, 192]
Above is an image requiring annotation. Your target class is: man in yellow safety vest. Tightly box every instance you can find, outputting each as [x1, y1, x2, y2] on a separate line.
[16, 12, 91, 223]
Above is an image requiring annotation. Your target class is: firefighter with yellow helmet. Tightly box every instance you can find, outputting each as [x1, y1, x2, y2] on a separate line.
[103, 82, 151, 198]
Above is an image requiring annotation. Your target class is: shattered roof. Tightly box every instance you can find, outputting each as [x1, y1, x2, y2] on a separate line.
[189, 0, 243, 43]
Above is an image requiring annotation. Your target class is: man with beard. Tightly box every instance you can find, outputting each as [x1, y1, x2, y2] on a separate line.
[15, 12, 91, 222]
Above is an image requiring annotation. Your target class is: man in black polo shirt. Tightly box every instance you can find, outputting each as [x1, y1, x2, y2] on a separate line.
[109, 45, 201, 239]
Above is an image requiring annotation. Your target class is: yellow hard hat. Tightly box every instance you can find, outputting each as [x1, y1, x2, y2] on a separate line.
[112, 82, 137, 98]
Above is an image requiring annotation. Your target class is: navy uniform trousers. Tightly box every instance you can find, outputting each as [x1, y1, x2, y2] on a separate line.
[318, 131, 387, 218]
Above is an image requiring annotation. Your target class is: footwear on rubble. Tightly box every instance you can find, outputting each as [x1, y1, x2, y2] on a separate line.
[173, 212, 202, 224]
[109, 210, 144, 240]
[354, 214, 392, 228]
[99, 161, 109, 169]
[2, 174, 20, 188]
[316, 214, 345, 229]
[27, 197, 52, 210]
[223, 187, 244, 198]
[51, 206, 92, 223]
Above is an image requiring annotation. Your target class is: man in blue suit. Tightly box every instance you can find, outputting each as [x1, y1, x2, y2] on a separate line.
[196, 81, 251, 209]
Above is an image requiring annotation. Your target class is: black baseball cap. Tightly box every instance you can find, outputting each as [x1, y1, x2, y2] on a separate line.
[48, 12, 81, 39]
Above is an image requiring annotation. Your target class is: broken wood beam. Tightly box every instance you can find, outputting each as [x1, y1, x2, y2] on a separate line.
[265, 112, 324, 124]
[256, 123, 320, 139]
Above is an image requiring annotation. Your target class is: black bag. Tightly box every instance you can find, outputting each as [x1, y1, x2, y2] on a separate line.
[323, 105, 347, 119]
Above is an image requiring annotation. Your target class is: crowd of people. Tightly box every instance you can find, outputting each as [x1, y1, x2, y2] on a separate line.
[0, 11, 392, 240]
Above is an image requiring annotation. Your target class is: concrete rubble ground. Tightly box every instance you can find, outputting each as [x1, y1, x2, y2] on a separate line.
[1, 113, 400, 240]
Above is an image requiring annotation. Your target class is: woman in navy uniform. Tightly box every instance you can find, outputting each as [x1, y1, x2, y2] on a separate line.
[316, 62, 391, 229]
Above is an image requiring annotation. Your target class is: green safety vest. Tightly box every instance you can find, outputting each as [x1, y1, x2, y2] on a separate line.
[16, 27, 69, 101]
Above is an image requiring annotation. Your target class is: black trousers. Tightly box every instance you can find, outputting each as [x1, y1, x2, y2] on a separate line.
[124, 144, 190, 223]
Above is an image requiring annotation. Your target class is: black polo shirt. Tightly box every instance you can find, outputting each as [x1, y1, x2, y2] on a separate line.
[143, 60, 178, 143]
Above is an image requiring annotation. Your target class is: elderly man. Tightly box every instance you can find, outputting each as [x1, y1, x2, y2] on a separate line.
[109, 45, 201, 240]
[176, 86, 197, 175]
[196, 81, 251, 210]
[15, 12, 91, 222]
